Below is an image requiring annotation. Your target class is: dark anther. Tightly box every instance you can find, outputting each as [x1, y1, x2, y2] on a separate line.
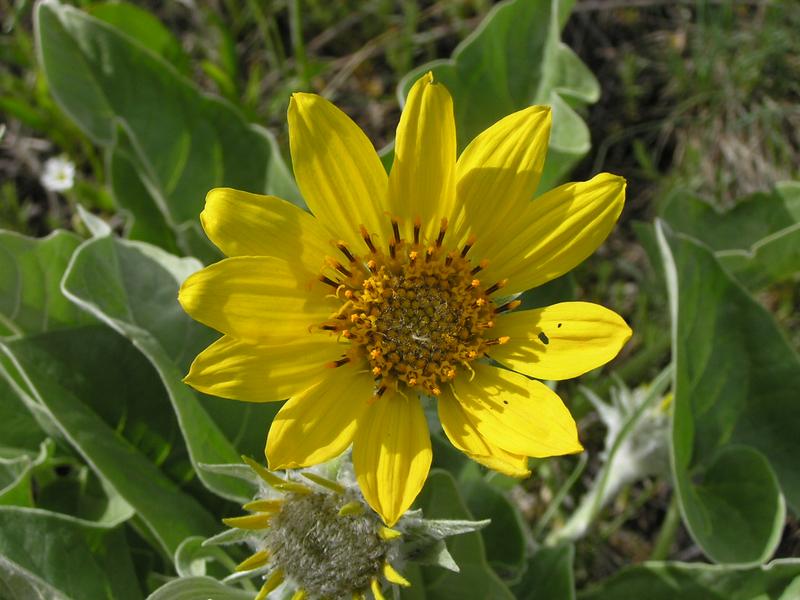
[331, 260, 352, 277]
[359, 225, 377, 253]
[319, 275, 340, 288]
[461, 235, 476, 258]
[413, 217, 421, 245]
[321, 324, 339, 331]
[374, 384, 387, 398]
[392, 219, 401, 243]
[389, 240, 397, 259]
[328, 356, 351, 368]
[436, 218, 448, 247]
[495, 300, 522, 314]
[336, 241, 356, 263]
[484, 279, 507, 295]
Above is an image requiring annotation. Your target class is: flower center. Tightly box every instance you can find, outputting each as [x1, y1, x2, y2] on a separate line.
[267, 492, 388, 598]
[317, 218, 518, 398]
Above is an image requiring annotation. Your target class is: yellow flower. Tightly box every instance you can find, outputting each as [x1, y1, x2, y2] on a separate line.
[179, 72, 631, 526]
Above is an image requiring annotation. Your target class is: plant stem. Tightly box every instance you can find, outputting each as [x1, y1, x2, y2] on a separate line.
[650, 494, 681, 560]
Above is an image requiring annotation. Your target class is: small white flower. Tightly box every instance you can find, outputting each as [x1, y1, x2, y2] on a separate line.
[40, 155, 76, 192]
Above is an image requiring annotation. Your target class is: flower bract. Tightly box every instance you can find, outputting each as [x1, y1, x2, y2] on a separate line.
[179, 72, 631, 525]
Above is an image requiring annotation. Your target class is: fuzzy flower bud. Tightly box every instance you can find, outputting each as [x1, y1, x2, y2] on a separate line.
[204, 454, 488, 600]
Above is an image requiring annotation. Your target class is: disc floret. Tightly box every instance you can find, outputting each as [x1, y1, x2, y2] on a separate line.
[318, 218, 517, 397]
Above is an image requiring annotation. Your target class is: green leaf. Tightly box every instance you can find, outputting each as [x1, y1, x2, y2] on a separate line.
[458, 464, 527, 581]
[88, 2, 190, 75]
[657, 222, 800, 564]
[397, 0, 598, 192]
[0, 375, 44, 454]
[512, 544, 575, 600]
[0, 506, 142, 600]
[579, 559, 800, 600]
[107, 136, 180, 254]
[35, 0, 301, 251]
[0, 325, 218, 555]
[413, 469, 514, 600]
[661, 182, 800, 289]
[0, 230, 93, 338]
[61, 235, 278, 501]
[145, 576, 253, 600]
[174, 536, 236, 578]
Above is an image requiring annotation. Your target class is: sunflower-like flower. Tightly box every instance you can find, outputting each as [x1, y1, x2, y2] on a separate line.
[179, 72, 631, 526]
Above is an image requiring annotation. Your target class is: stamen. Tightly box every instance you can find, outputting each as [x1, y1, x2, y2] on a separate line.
[495, 299, 522, 313]
[413, 216, 421, 244]
[336, 241, 356, 263]
[461, 234, 476, 257]
[370, 384, 387, 403]
[484, 336, 511, 346]
[484, 279, 508, 295]
[391, 218, 401, 243]
[471, 259, 489, 275]
[445, 252, 454, 267]
[327, 357, 351, 368]
[436, 218, 448, 247]
[360, 225, 377, 253]
[327, 257, 353, 277]
[321, 324, 339, 331]
[319, 274, 340, 288]
[425, 246, 435, 262]
[389, 239, 397, 259]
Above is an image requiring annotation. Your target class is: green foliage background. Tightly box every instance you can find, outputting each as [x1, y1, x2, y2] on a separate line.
[1, 0, 799, 598]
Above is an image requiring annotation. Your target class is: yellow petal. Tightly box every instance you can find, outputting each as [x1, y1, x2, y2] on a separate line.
[371, 579, 386, 600]
[266, 367, 373, 469]
[200, 188, 331, 270]
[383, 562, 411, 587]
[438, 390, 531, 478]
[256, 569, 284, 600]
[288, 93, 389, 251]
[222, 513, 273, 529]
[184, 334, 344, 402]
[388, 72, 457, 240]
[178, 256, 337, 343]
[452, 106, 551, 246]
[235, 549, 270, 572]
[490, 302, 632, 380]
[480, 173, 625, 295]
[353, 393, 432, 526]
[452, 364, 583, 458]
